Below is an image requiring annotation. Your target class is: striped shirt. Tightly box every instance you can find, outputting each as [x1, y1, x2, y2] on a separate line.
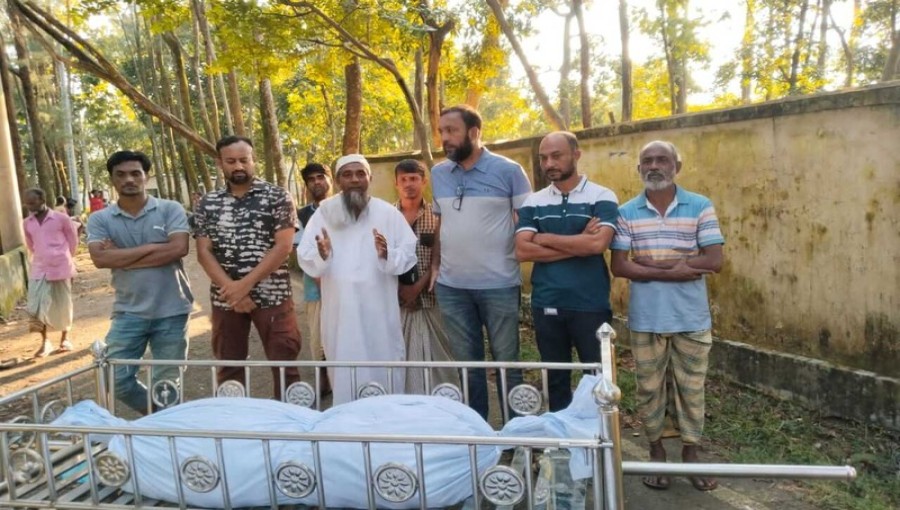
[611, 186, 724, 333]
[394, 199, 438, 309]
[517, 176, 619, 312]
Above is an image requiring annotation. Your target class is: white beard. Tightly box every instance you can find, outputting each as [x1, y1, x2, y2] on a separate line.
[318, 192, 369, 230]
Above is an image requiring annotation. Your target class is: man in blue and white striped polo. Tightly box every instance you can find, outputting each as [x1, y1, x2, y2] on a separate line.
[610, 140, 724, 492]
[515, 131, 619, 412]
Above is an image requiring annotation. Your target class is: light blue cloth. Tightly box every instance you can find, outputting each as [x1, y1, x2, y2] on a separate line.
[54, 395, 500, 508]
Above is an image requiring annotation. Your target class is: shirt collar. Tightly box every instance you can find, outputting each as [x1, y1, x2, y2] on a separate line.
[110, 195, 158, 217]
[549, 175, 588, 195]
[450, 147, 491, 175]
[637, 185, 687, 215]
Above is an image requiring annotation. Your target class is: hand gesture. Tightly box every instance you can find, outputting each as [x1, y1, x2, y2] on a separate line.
[316, 228, 331, 260]
[373, 229, 388, 260]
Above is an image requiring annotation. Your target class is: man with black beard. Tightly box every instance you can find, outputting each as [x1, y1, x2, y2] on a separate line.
[515, 131, 619, 411]
[193, 136, 302, 400]
[430, 105, 533, 420]
[297, 155, 417, 405]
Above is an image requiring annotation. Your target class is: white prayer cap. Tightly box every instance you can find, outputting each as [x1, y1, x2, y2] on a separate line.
[335, 154, 371, 176]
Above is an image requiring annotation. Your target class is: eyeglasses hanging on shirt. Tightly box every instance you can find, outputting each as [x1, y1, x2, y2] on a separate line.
[452, 181, 465, 211]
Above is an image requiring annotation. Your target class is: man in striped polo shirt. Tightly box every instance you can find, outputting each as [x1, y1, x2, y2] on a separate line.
[515, 131, 619, 411]
[610, 140, 724, 492]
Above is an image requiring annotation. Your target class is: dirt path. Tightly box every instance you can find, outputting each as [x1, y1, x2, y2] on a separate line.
[0, 247, 312, 404]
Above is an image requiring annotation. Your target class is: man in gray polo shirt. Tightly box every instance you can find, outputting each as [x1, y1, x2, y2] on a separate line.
[87, 151, 193, 414]
[431, 105, 533, 420]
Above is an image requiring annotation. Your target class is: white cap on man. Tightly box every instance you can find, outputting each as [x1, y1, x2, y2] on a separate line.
[335, 154, 371, 177]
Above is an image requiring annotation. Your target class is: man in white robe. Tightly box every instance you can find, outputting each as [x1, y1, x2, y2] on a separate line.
[297, 154, 418, 404]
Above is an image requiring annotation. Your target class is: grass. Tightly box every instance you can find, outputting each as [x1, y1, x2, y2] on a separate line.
[518, 325, 899, 510]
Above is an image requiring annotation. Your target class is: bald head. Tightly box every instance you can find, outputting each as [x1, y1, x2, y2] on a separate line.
[539, 131, 581, 186]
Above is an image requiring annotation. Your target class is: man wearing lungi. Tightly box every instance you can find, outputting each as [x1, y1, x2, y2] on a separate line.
[23, 188, 78, 358]
[611, 141, 724, 492]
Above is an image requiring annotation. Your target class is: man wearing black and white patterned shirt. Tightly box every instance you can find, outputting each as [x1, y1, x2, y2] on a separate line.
[193, 135, 302, 399]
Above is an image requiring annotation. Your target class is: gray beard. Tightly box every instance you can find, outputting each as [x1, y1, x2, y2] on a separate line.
[342, 190, 369, 219]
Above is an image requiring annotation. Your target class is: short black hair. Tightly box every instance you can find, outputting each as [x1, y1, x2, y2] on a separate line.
[55, 196, 66, 206]
[440, 104, 482, 130]
[394, 159, 426, 178]
[106, 151, 152, 174]
[23, 188, 45, 201]
[216, 135, 253, 154]
[300, 163, 330, 182]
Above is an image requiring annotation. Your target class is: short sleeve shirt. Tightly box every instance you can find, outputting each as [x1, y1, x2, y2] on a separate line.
[87, 197, 194, 319]
[431, 148, 532, 289]
[610, 186, 724, 333]
[193, 179, 299, 309]
[394, 199, 438, 309]
[517, 176, 619, 312]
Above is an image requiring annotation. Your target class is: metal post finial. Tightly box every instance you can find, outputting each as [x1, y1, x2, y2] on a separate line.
[90, 340, 108, 362]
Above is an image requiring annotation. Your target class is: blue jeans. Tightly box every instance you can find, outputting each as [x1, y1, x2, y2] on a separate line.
[106, 313, 189, 413]
[435, 284, 522, 420]
[533, 307, 611, 411]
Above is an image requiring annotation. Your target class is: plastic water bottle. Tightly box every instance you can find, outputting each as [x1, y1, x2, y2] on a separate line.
[549, 449, 586, 510]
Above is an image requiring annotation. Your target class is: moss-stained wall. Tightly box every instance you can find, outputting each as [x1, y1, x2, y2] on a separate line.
[366, 84, 900, 377]
[0, 247, 27, 319]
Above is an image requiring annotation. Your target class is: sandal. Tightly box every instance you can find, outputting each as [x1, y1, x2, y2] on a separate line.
[683, 444, 718, 491]
[641, 441, 670, 490]
[54, 340, 74, 354]
[33, 340, 54, 358]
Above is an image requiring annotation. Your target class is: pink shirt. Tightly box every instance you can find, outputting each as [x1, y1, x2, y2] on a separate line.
[23, 209, 78, 281]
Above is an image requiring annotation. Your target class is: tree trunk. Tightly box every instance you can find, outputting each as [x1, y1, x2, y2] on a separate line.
[190, 15, 217, 146]
[342, 58, 362, 155]
[146, 118, 170, 199]
[559, 12, 573, 129]
[657, 1, 678, 114]
[163, 125, 186, 204]
[0, 31, 28, 194]
[425, 18, 453, 148]
[55, 60, 80, 209]
[9, 3, 55, 201]
[573, 0, 592, 128]
[619, 0, 632, 122]
[789, 0, 810, 94]
[162, 33, 212, 192]
[259, 77, 286, 187]
[882, 2, 900, 81]
[191, 0, 222, 141]
[741, 0, 755, 103]
[815, 0, 831, 83]
[486, 0, 566, 130]
[414, 48, 425, 151]
[154, 35, 200, 195]
[227, 70, 246, 136]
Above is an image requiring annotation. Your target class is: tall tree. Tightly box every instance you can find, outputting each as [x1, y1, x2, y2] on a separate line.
[0, 31, 28, 193]
[619, 0, 633, 121]
[882, 0, 900, 81]
[572, 0, 592, 127]
[487, 0, 566, 129]
[741, 0, 756, 103]
[343, 58, 362, 154]
[9, 2, 55, 200]
[419, 2, 454, 148]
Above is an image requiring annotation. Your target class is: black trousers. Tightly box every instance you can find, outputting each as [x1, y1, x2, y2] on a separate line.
[532, 307, 612, 411]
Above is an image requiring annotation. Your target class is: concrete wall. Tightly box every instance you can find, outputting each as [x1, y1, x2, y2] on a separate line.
[367, 84, 900, 379]
[0, 248, 27, 319]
